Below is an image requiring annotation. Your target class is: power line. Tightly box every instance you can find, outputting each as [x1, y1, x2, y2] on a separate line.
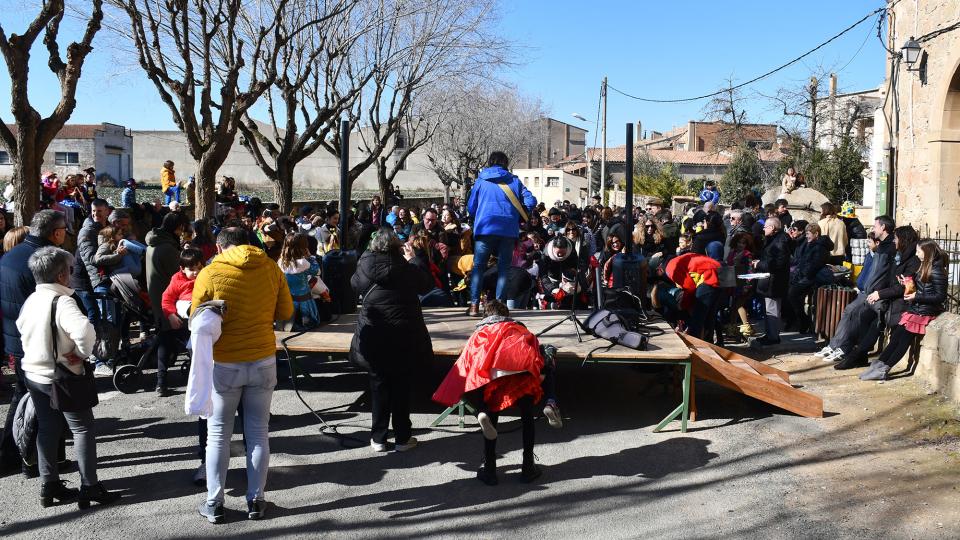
[607, 6, 886, 104]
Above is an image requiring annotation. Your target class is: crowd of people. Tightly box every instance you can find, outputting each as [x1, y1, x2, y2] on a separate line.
[0, 152, 950, 521]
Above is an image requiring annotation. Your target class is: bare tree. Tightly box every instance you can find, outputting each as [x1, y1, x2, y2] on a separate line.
[700, 76, 749, 150]
[237, 0, 364, 214]
[113, 0, 344, 218]
[0, 0, 103, 225]
[320, 0, 512, 203]
[424, 83, 544, 201]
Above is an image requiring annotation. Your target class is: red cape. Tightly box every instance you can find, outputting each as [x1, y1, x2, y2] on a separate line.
[432, 320, 544, 412]
[665, 252, 720, 310]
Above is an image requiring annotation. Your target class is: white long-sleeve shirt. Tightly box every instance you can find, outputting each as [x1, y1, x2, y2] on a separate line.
[17, 283, 97, 385]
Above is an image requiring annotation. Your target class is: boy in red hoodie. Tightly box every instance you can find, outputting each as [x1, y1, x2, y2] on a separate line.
[158, 248, 204, 396]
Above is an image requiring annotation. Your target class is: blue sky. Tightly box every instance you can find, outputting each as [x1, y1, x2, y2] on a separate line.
[0, 1, 889, 148]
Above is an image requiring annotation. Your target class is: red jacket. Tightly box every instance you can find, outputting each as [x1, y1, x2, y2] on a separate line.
[665, 252, 720, 310]
[433, 319, 543, 412]
[161, 270, 195, 318]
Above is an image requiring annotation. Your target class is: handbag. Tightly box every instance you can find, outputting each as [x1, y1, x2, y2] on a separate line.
[48, 296, 99, 413]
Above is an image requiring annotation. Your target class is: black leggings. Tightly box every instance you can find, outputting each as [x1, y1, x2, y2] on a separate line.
[877, 324, 920, 368]
[157, 328, 188, 387]
[467, 391, 536, 464]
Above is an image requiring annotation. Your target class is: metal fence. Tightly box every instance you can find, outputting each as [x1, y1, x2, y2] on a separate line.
[919, 224, 960, 315]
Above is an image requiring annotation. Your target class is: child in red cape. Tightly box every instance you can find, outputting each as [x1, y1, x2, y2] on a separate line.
[433, 300, 555, 485]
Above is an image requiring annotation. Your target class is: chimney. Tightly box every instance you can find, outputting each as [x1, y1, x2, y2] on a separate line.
[636, 120, 643, 140]
[829, 73, 837, 98]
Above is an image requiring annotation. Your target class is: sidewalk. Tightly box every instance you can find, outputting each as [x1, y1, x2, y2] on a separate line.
[0, 346, 957, 539]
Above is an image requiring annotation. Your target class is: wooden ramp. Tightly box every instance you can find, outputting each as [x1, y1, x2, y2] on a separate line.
[678, 334, 823, 418]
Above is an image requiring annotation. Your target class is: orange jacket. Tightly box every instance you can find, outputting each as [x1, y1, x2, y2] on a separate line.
[160, 167, 176, 191]
[433, 319, 543, 411]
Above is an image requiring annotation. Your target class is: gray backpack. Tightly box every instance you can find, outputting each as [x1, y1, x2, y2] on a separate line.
[13, 393, 38, 466]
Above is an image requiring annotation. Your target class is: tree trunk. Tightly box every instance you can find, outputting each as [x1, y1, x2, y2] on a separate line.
[273, 171, 293, 215]
[12, 126, 41, 227]
[443, 182, 451, 203]
[192, 139, 234, 219]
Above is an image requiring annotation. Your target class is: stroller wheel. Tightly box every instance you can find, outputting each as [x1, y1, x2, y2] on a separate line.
[113, 364, 143, 394]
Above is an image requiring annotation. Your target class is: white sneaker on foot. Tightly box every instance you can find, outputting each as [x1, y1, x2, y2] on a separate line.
[370, 439, 388, 452]
[543, 402, 563, 429]
[477, 412, 498, 440]
[814, 345, 834, 358]
[823, 348, 845, 362]
[394, 437, 418, 452]
[94, 364, 113, 377]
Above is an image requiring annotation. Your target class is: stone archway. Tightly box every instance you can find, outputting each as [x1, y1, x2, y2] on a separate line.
[928, 59, 960, 231]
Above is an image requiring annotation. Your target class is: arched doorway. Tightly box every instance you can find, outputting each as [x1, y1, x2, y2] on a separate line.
[930, 61, 960, 231]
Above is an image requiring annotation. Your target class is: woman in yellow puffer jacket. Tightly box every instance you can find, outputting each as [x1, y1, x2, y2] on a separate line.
[189, 227, 293, 522]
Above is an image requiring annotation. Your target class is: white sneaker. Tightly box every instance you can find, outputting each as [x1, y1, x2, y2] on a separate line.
[394, 437, 418, 452]
[543, 402, 563, 429]
[94, 364, 114, 377]
[477, 412, 498, 440]
[370, 440, 388, 452]
[823, 348, 845, 362]
[813, 345, 834, 358]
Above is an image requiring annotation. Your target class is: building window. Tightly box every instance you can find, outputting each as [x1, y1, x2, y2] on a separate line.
[54, 152, 80, 165]
[546, 177, 559, 187]
[564, 187, 570, 192]
[534, 177, 540, 186]
[0, 151, 9, 164]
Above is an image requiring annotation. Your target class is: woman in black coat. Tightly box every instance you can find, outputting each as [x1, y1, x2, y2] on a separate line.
[350, 228, 434, 452]
[786, 223, 833, 334]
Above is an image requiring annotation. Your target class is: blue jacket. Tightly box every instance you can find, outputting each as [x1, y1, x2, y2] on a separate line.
[467, 166, 536, 238]
[1, 235, 55, 358]
[698, 188, 721, 205]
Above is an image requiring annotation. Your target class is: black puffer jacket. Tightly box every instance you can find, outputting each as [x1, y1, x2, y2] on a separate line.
[1, 235, 55, 358]
[877, 244, 920, 326]
[755, 231, 791, 297]
[790, 235, 834, 286]
[909, 263, 947, 317]
[350, 250, 434, 374]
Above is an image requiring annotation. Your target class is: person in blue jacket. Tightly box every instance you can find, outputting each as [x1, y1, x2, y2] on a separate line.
[466, 152, 536, 317]
[698, 180, 721, 205]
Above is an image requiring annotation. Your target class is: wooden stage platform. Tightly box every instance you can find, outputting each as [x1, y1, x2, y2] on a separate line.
[276, 308, 695, 433]
[276, 308, 691, 361]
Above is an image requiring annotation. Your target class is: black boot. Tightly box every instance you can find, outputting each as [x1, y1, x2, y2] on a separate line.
[40, 480, 78, 508]
[78, 482, 120, 509]
[476, 438, 498, 486]
[520, 452, 541, 483]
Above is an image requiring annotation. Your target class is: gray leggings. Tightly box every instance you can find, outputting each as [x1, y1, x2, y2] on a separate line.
[26, 380, 98, 486]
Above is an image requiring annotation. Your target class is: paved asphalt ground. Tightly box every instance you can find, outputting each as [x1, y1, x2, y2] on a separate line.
[1, 332, 958, 539]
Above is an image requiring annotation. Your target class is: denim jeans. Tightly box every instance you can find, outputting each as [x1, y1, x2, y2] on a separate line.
[75, 289, 101, 325]
[206, 356, 276, 505]
[164, 185, 180, 204]
[26, 380, 98, 486]
[470, 235, 515, 304]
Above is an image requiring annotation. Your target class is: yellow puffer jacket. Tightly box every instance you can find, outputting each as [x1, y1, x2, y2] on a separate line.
[191, 244, 294, 362]
[160, 167, 176, 191]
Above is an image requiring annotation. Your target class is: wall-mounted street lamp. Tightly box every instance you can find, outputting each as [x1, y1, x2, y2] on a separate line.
[900, 37, 922, 71]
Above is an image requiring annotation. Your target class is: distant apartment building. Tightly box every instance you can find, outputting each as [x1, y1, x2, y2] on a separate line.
[560, 120, 785, 185]
[0, 123, 133, 183]
[513, 168, 589, 207]
[513, 118, 588, 169]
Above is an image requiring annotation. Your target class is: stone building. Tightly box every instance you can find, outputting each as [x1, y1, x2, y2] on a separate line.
[882, 0, 960, 230]
[0, 123, 133, 183]
[513, 118, 588, 169]
[513, 167, 589, 207]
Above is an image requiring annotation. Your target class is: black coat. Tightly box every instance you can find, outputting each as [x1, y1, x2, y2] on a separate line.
[910, 263, 947, 316]
[350, 250, 434, 374]
[877, 244, 920, 326]
[791, 235, 834, 286]
[692, 227, 725, 256]
[755, 231, 791, 298]
[1, 235, 55, 358]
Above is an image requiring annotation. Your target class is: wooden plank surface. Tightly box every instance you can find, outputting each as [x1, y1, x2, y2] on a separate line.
[276, 307, 691, 362]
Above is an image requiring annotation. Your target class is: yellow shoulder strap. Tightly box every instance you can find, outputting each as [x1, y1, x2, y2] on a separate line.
[497, 183, 529, 222]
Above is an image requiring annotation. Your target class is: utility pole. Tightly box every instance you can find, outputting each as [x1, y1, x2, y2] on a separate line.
[601, 77, 607, 206]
